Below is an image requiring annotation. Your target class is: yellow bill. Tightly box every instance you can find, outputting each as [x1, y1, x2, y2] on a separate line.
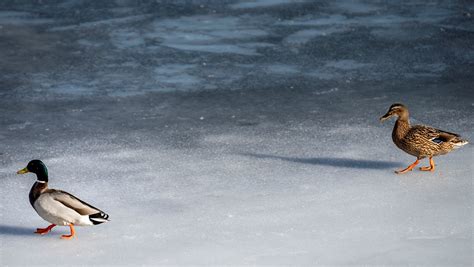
[17, 167, 29, 174]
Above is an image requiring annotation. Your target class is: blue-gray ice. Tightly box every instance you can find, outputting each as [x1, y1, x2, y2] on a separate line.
[0, 0, 473, 265]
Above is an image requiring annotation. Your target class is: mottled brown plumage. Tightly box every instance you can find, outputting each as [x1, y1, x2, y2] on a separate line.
[380, 103, 468, 174]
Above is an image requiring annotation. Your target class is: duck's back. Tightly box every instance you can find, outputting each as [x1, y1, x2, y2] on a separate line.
[33, 189, 109, 226]
[401, 125, 462, 158]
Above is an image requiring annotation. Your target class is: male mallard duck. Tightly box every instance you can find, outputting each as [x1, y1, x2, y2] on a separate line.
[380, 103, 468, 174]
[16, 160, 109, 239]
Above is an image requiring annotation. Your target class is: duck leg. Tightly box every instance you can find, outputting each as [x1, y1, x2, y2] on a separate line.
[419, 157, 435, 172]
[34, 224, 56, 235]
[60, 224, 76, 240]
[395, 159, 420, 174]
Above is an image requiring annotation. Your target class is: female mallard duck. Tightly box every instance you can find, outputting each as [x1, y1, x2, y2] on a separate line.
[380, 103, 468, 174]
[16, 160, 109, 239]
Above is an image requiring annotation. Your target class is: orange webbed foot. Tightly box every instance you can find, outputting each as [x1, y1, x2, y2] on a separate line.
[395, 159, 420, 174]
[419, 166, 434, 171]
[60, 224, 76, 240]
[60, 234, 74, 240]
[34, 224, 56, 235]
[395, 168, 413, 174]
[419, 157, 435, 172]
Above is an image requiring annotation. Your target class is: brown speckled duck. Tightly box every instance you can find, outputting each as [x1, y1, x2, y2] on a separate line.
[380, 103, 468, 174]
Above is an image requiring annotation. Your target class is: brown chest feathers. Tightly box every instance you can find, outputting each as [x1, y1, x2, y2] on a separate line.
[29, 182, 49, 207]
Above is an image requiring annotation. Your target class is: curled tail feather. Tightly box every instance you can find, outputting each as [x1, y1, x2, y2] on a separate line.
[89, 211, 110, 225]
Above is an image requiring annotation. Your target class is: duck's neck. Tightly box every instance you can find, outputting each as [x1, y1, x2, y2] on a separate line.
[392, 117, 411, 141]
[35, 169, 48, 183]
[29, 181, 48, 207]
[29, 170, 48, 207]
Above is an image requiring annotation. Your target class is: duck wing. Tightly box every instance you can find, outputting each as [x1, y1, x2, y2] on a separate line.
[49, 189, 102, 216]
[411, 125, 460, 144]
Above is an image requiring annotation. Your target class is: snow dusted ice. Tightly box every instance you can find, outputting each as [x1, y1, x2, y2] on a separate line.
[0, 0, 472, 265]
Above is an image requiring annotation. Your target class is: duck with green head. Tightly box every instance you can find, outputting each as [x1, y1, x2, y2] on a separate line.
[380, 103, 468, 174]
[17, 160, 109, 239]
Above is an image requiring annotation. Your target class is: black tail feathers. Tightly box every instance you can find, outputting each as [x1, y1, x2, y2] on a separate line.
[89, 211, 110, 225]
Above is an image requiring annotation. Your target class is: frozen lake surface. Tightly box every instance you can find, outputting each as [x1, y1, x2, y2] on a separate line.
[0, 0, 473, 265]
